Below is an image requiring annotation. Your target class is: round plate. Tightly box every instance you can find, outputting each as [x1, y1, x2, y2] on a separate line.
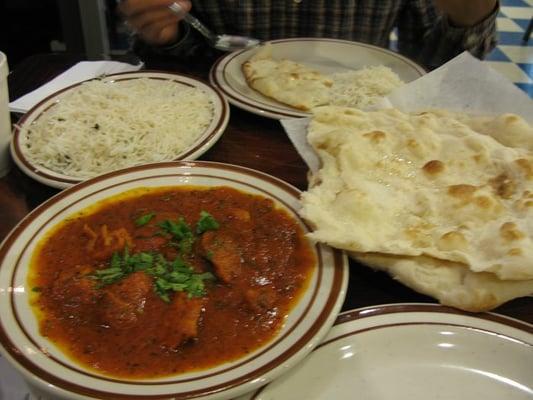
[209, 38, 426, 120]
[241, 303, 533, 400]
[11, 71, 230, 189]
[0, 161, 348, 400]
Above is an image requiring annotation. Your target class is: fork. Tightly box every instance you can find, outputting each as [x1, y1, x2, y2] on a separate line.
[168, 2, 260, 51]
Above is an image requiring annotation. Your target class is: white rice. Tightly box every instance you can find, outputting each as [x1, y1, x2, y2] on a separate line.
[329, 66, 404, 109]
[20, 78, 215, 178]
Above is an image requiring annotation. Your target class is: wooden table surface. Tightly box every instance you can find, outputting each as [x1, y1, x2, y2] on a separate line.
[2, 52, 532, 324]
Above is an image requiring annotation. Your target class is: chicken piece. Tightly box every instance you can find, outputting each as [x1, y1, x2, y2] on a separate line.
[228, 208, 251, 223]
[251, 231, 295, 271]
[244, 286, 278, 313]
[100, 272, 152, 329]
[50, 265, 98, 308]
[160, 292, 205, 348]
[200, 231, 242, 283]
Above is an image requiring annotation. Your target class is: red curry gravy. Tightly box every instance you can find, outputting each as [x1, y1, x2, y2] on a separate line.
[28, 186, 315, 378]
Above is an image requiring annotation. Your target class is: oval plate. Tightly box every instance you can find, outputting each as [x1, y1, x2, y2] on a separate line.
[0, 161, 348, 400]
[11, 71, 230, 189]
[209, 38, 426, 120]
[242, 303, 533, 400]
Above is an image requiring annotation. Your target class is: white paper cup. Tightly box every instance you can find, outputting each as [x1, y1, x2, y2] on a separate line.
[0, 52, 11, 177]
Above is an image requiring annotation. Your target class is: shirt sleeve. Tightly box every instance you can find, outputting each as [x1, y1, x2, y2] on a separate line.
[397, 0, 498, 70]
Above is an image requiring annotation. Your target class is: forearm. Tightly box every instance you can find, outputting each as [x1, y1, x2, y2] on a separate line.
[435, 0, 498, 27]
[397, 0, 498, 69]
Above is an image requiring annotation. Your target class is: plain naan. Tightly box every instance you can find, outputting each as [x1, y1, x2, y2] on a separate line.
[352, 252, 533, 312]
[301, 107, 533, 282]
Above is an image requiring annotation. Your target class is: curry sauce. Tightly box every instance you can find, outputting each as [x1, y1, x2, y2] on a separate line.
[28, 186, 315, 379]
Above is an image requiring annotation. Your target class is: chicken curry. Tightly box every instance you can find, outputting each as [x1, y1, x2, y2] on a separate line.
[28, 186, 315, 379]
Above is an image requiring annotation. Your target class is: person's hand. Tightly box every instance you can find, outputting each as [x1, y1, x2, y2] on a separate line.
[118, 0, 192, 46]
[435, 0, 498, 27]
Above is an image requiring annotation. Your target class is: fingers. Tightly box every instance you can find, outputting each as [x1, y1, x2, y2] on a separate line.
[119, 0, 192, 45]
[140, 16, 182, 45]
[128, 8, 178, 32]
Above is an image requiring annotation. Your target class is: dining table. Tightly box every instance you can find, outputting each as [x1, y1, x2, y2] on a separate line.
[1, 51, 532, 330]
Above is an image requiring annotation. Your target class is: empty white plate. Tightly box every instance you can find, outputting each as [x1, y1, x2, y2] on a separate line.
[240, 303, 533, 400]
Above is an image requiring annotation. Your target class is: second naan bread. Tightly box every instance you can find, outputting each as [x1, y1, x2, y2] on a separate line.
[242, 45, 405, 111]
[353, 252, 533, 312]
[300, 107, 533, 281]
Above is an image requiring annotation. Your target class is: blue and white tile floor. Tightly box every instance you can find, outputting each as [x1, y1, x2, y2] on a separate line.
[480, 0, 532, 96]
[389, 0, 533, 96]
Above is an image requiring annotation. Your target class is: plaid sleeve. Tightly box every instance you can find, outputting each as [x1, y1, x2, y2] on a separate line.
[397, 0, 498, 70]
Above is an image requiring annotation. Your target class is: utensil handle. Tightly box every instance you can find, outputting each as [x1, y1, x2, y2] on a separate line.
[168, 2, 216, 41]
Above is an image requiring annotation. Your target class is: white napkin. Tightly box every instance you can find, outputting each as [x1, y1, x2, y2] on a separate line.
[386, 52, 533, 123]
[9, 60, 143, 114]
[281, 52, 533, 174]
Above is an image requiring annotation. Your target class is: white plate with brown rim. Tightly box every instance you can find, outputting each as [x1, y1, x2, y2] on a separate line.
[209, 38, 426, 120]
[11, 71, 230, 189]
[239, 303, 533, 400]
[0, 161, 348, 400]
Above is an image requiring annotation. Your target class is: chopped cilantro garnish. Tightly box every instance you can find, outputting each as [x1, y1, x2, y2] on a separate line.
[92, 247, 214, 301]
[135, 212, 155, 227]
[158, 217, 192, 240]
[31, 286, 42, 292]
[150, 254, 215, 301]
[93, 266, 125, 287]
[91, 211, 220, 301]
[179, 236, 195, 254]
[187, 273, 216, 297]
[110, 251, 122, 269]
[158, 217, 195, 254]
[196, 211, 220, 234]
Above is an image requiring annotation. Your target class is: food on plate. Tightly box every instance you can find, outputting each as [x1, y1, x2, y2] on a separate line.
[354, 252, 533, 312]
[242, 44, 334, 111]
[19, 78, 215, 178]
[328, 67, 404, 109]
[242, 44, 404, 111]
[442, 111, 533, 151]
[300, 106, 533, 311]
[28, 185, 315, 378]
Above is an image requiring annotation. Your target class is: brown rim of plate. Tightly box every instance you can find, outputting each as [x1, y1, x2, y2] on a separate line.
[250, 302, 533, 399]
[335, 303, 533, 333]
[0, 160, 347, 400]
[209, 37, 427, 118]
[11, 71, 229, 185]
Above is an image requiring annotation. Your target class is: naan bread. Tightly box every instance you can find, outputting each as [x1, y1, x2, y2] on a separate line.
[300, 107, 533, 281]
[243, 45, 405, 111]
[352, 252, 533, 312]
[434, 110, 533, 151]
[242, 45, 333, 111]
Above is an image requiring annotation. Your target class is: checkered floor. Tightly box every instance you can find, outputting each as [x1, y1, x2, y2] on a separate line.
[389, 0, 533, 96]
[480, 0, 532, 96]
